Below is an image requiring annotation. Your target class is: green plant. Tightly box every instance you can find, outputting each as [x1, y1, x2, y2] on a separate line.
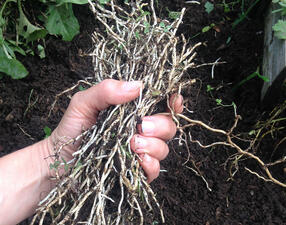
[233, 67, 269, 91]
[43, 125, 52, 139]
[205, 1, 214, 14]
[272, 0, 286, 40]
[166, 7, 181, 20]
[273, 19, 286, 39]
[78, 85, 86, 91]
[207, 84, 214, 97]
[159, 21, 171, 32]
[232, 0, 261, 28]
[218, 0, 241, 13]
[49, 157, 70, 172]
[216, 99, 237, 114]
[24, 89, 38, 116]
[202, 23, 215, 33]
[0, 0, 88, 79]
[49, 160, 61, 171]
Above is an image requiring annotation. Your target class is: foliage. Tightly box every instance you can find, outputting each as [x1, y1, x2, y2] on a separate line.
[204, 1, 214, 14]
[233, 67, 269, 91]
[43, 125, 52, 138]
[273, 19, 286, 39]
[231, 0, 261, 28]
[272, 0, 286, 39]
[0, 0, 88, 79]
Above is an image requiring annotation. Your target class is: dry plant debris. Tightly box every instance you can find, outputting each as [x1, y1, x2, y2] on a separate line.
[30, 1, 286, 224]
[31, 1, 200, 224]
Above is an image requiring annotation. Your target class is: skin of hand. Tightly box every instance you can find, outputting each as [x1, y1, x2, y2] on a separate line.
[0, 79, 182, 225]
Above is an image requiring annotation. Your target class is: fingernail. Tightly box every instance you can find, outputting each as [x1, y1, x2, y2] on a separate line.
[141, 120, 155, 135]
[122, 81, 142, 92]
[135, 135, 147, 149]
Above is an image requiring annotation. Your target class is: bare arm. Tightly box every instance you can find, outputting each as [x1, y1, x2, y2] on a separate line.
[0, 79, 182, 225]
[0, 139, 53, 225]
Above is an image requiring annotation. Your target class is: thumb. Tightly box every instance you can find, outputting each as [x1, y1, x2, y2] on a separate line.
[54, 79, 142, 143]
[72, 79, 142, 112]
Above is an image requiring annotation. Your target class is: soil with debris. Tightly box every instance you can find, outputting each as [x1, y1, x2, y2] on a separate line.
[1, 1, 285, 224]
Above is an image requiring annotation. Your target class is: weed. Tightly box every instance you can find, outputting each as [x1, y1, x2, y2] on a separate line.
[207, 84, 214, 92]
[78, 85, 86, 91]
[99, 0, 110, 4]
[232, 0, 261, 28]
[216, 99, 237, 115]
[202, 23, 215, 33]
[159, 21, 171, 32]
[49, 157, 71, 173]
[233, 67, 269, 91]
[218, 0, 241, 13]
[207, 84, 214, 97]
[273, 19, 286, 39]
[0, 0, 89, 79]
[166, 7, 181, 20]
[49, 160, 60, 171]
[43, 126, 52, 139]
[143, 21, 150, 34]
[205, 1, 214, 14]
[24, 89, 38, 117]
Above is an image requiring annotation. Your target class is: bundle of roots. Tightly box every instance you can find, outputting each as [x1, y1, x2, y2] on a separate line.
[30, 1, 200, 224]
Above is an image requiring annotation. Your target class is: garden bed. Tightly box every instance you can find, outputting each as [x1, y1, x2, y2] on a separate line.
[0, 0, 285, 224]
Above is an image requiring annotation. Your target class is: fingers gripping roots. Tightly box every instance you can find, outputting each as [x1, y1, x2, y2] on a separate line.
[31, 1, 200, 224]
[31, 1, 286, 224]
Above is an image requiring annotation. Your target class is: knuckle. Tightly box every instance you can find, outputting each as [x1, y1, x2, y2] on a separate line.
[151, 160, 160, 178]
[71, 91, 84, 103]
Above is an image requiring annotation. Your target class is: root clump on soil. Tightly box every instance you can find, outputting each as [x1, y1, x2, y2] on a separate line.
[30, 1, 286, 224]
[30, 1, 200, 224]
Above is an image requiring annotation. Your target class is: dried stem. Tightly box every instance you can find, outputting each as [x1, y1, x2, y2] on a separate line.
[31, 1, 201, 224]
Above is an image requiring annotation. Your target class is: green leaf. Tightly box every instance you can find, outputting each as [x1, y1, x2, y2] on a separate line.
[205, 1, 214, 14]
[216, 99, 222, 105]
[55, 0, 88, 5]
[45, 3, 80, 41]
[78, 85, 86, 91]
[202, 24, 215, 33]
[44, 126, 52, 138]
[17, 1, 48, 42]
[6, 40, 26, 56]
[206, 85, 214, 92]
[202, 25, 211, 33]
[64, 164, 69, 172]
[99, 0, 110, 4]
[0, 28, 4, 45]
[273, 20, 286, 39]
[37, 44, 45, 59]
[49, 160, 61, 170]
[0, 56, 28, 79]
[257, 73, 270, 82]
[159, 21, 165, 28]
[143, 21, 150, 34]
[135, 31, 140, 39]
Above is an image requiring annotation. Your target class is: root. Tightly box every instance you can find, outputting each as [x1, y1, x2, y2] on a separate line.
[31, 1, 201, 224]
[31, 1, 286, 224]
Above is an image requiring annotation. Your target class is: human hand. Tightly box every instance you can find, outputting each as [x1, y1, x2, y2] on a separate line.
[130, 94, 183, 182]
[48, 79, 183, 182]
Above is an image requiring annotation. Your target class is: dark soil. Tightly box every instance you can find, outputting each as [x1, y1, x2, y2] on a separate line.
[1, 1, 286, 224]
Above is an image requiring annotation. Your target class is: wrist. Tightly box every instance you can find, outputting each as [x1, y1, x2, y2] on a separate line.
[42, 130, 76, 177]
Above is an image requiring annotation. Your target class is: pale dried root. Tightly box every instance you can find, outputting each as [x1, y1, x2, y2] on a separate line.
[31, 1, 201, 224]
